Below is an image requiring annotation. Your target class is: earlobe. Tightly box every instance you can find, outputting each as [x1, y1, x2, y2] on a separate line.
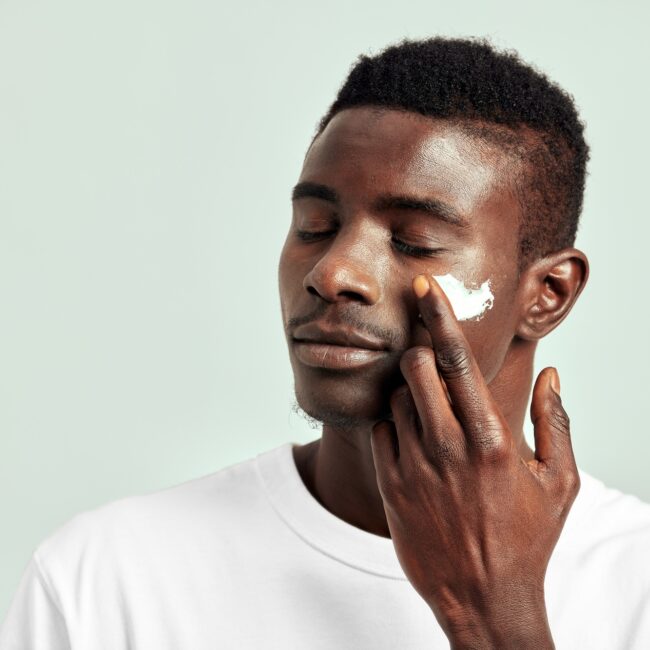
[515, 248, 589, 341]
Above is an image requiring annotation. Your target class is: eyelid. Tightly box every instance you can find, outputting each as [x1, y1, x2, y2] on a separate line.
[391, 237, 443, 257]
[295, 229, 336, 241]
[295, 229, 443, 258]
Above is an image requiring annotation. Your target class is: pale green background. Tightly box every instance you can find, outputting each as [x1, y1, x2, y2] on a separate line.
[1, 0, 648, 621]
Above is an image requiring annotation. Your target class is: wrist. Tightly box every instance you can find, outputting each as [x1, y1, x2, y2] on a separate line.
[438, 597, 554, 650]
[448, 620, 555, 650]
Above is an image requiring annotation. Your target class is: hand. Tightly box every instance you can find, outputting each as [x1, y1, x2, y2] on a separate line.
[370, 274, 580, 649]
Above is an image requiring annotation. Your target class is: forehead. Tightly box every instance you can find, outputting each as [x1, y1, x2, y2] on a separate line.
[301, 107, 522, 229]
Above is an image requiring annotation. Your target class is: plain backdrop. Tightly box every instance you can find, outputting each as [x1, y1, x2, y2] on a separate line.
[1, 0, 648, 620]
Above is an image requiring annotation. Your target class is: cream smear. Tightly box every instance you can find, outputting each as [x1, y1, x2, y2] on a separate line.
[432, 273, 494, 321]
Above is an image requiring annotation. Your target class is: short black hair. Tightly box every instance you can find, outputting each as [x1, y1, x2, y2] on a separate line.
[314, 37, 589, 274]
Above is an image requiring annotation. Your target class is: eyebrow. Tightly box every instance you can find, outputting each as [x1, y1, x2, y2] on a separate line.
[292, 181, 339, 204]
[291, 181, 469, 229]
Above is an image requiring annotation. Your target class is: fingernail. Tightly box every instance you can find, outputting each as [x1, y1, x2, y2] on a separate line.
[413, 275, 429, 298]
[550, 368, 561, 395]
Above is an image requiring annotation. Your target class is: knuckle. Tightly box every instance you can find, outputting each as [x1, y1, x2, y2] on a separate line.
[400, 346, 435, 376]
[468, 418, 507, 459]
[402, 457, 435, 487]
[426, 437, 464, 467]
[550, 470, 581, 515]
[377, 470, 405, 503]
[474, 439, 508, 462]
[547, 404, 571, 435]
[562, 470, 581, 499]
[434, 341, 473, 380]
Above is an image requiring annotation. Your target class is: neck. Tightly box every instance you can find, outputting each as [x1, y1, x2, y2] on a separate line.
[292, 338, 536, 538]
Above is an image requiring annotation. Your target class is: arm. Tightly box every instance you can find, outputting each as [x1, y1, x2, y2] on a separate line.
[370, 274, 579, 649]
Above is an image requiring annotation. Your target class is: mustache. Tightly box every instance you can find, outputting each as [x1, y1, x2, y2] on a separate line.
[286, 303, 403, 349]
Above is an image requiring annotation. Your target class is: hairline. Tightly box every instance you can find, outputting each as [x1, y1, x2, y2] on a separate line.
[308, 106, 558, 274]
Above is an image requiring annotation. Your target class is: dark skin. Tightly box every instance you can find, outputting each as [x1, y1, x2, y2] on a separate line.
[278, 107, 589, 648]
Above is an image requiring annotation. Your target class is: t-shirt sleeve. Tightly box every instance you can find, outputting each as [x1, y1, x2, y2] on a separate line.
[0, 554, 71, 650]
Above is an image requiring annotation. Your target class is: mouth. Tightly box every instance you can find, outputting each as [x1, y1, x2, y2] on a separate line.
[291, 322, 391, 370]
[292, 340, 389, 370]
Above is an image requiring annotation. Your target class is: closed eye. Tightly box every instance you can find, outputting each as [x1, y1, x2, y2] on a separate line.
[295, 230, 336, 242]
[295, 230, 443, 258]
[391, 237, 443, 258]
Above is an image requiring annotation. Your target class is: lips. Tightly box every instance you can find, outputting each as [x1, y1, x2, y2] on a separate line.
[292, 322, 389, 351]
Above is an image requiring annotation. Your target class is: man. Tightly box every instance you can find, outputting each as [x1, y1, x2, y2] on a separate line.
[2, 36, 649, 649]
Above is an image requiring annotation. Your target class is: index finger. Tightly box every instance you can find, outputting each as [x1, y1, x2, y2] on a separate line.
[412, 273, 507, 448]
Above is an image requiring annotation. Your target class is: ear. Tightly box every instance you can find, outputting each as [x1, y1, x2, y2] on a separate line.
[515, 248, 589, 341]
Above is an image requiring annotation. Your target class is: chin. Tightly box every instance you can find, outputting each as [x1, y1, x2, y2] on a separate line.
[293, 374, 395, 429]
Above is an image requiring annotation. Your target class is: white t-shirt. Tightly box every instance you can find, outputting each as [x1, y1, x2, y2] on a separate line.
[1, 441, 650, 649]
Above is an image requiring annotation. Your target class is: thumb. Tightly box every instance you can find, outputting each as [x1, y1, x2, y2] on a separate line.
[530, 367, 575, 470]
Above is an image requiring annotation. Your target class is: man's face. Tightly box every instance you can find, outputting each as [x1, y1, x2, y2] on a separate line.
[278, 107, 525, 426]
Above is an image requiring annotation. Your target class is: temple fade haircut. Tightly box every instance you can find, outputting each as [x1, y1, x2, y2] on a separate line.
[314, 37, 589, 274]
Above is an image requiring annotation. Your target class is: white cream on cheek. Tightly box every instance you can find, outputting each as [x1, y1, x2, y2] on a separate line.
[431, 273, 494, 321]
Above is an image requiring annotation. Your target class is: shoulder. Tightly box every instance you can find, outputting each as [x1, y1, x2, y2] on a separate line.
[575, 468, 650, 544]
[2, 448, 285, 641]
[35, 449, 266, 579]
[559, 467, 650, 584]
[550, 469, 650, 645]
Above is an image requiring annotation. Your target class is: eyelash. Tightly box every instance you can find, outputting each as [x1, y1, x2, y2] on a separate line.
[295, 230, 442, 258]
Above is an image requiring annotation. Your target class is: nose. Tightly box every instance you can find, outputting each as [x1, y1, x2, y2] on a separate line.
[303, 223, 383, 305]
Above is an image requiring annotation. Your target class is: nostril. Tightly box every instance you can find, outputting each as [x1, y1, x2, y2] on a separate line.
[339, 290, 365, 301]
[303, 262, 381, 305]
[305, 284, 367, 303]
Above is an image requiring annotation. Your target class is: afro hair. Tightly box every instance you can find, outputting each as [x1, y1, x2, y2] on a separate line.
[314, 37, 589, 273]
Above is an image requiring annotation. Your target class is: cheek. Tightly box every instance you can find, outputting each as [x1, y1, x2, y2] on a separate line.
[278, 244, 297, 323]
[433, 272, 494, 322]
[460, 287, 518, 382]
[278, 239, 300, 296]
